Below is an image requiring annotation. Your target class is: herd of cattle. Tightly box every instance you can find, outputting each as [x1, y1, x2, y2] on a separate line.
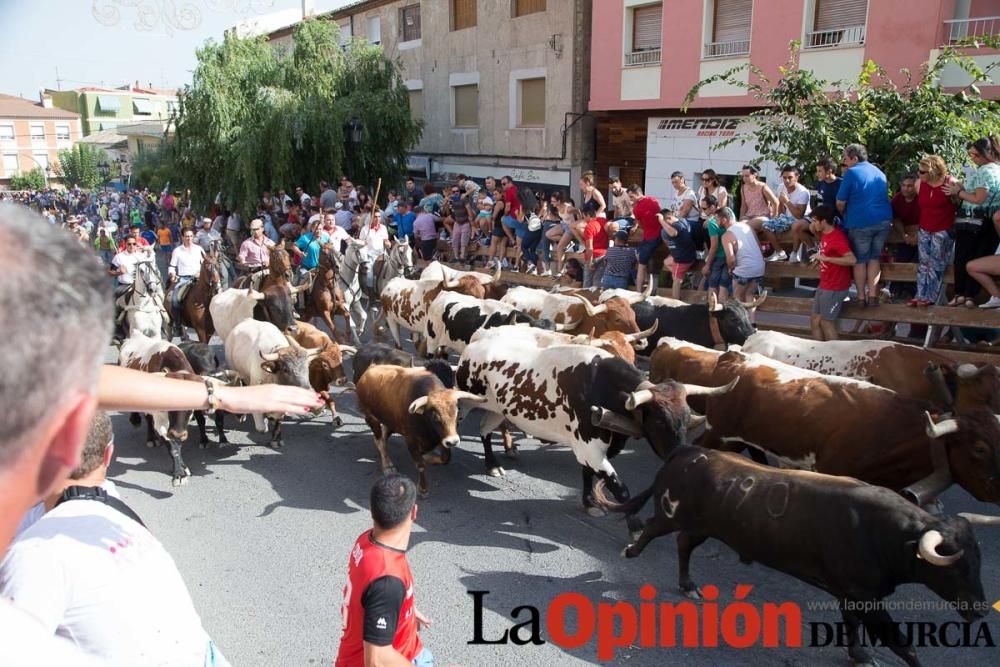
[114, 248, 1000, 665]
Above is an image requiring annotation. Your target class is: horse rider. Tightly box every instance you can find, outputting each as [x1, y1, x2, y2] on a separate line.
[108, 234, 154, 339]
[195, 216, 222, 254]
[358, 207, 390, 300]
[166, 228, 206, 338]
[237, 218, 275, 289]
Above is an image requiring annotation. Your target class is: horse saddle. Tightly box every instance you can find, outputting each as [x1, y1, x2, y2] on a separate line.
[233, 269, 267, 292]
[176, 281, 195, 303]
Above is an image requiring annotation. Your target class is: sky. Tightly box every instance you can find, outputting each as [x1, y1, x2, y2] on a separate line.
[0, 0, 353, 99]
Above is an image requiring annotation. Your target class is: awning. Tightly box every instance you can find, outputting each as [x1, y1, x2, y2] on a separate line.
[96, 95, 121, 112]
[132, 98, 153, 115]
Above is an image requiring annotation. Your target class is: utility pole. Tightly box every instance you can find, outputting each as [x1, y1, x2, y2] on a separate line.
[55, 66, 62, 91]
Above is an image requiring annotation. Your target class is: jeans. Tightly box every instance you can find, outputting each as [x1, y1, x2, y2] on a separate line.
[847, 221, 891, 264]
[171, 276, 195, 310]
[602, 274, 629, 289]
[99, 249, 115, 266]
[521, 228, 543, 265]
[583, 259, 606, 287]
[916, 229, 955, 302]
[503, 215, 527, 239]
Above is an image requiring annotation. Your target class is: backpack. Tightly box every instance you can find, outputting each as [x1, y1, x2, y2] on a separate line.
[517, 186, 539, 217]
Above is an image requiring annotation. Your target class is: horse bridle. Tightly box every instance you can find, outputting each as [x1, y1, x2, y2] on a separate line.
[338, 247, 368, 302]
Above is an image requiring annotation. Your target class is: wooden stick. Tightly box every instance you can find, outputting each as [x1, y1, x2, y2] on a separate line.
[372, 177, 382, 211]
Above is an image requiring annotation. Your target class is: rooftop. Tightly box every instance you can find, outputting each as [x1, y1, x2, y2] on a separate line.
[266, 0, 386, 41]
[0, 93, 81, 120]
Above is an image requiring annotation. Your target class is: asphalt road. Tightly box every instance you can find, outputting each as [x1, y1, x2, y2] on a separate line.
[104, 335, 1000, 667]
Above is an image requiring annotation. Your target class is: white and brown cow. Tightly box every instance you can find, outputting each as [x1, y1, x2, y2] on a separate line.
[420, 261, 507, 299]
[356, 364, 487, 494]
[379, 270, 485, 351]
[458, 326, 736, 535]
[500, 282, 649, 336]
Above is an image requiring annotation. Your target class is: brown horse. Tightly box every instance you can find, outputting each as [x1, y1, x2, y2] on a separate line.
[179, 251, 223, 343]
[234, 245, 293, 293]
[300, 244, 353, 344]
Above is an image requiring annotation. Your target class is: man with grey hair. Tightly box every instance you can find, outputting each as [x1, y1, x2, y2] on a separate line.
[836, 143, 893, 307]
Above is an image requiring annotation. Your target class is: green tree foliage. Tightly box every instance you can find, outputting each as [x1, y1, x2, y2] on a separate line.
[171, 19, 422, 214]
[131, 145, 177, 192]
[55, 143, 104, 190]
[684, 37, 1000, 188]
[9, 168, 46, 191]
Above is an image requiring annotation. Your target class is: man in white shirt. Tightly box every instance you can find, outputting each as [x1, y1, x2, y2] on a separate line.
[0, 413, 228, 667]
[167, 228, 206, 336]
[752, 164, 812, 262]
[323, 212, 352, 252]
[195, 217, 223, 254]
[108, 236, 151, 297]
[359, 208, 390, 295]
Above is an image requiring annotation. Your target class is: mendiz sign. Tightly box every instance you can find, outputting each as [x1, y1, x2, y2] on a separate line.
[654, 117, 742, 137]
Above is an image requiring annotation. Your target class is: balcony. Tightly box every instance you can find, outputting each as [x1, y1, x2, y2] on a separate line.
[624, 48, 661, 67]
[944, 16, 999, 43]
[703, 39, 751, 59]
[804, 25, 866, 49]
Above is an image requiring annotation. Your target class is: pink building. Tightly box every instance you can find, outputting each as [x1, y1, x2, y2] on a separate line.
[589, 0, 999, 203]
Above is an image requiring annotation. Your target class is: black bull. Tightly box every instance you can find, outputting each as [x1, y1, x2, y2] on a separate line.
[595, 445, 988, 667]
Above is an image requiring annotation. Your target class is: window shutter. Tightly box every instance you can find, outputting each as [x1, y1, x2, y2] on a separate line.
[713, 0, 753, 43]
[519, 78, 545, 127]
[454, 85, 479, 128]
[514, 0, 546, 17]
[408, 89, 423, 122]
[452, 0, 477, 31]
[632, 4, 662, 52]
[814, 0, 867, 30]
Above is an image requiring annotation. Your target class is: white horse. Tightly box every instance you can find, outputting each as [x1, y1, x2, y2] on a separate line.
[117, 258, 168, 339]
[338, 239, 371, 346]
[370, 237, 414, 313]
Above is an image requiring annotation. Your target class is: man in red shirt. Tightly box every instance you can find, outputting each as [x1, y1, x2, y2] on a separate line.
[336, 474, 432, 667]
[581, 210, 610, 287]
[118, 222, 153, 252]
[890, 173, 920, 263]
[810, 205, 856, 341]
[627, 185, 662, 292]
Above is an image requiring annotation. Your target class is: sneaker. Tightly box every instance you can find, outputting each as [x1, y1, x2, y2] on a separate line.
[766, 250, 788, 262]
[525, 263, 536, 274]
[501, 258, 510, 269]
[539, 269, 552, 277]
[980, 296, 1000, 309]
[788, 250, 800, 264]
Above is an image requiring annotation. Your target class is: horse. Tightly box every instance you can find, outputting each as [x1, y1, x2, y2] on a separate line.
[370, 236, 414, 301]
[177, 251, 223, 343]
[300, 244, 354, 344]
[337, 239, 370, 346]
[117, 257, 168, 339]
[233, 244, 292, 293]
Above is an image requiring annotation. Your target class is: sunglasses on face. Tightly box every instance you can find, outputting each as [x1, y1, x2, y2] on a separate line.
[126, 242, 136, 247]
[918, 169, 928, 175]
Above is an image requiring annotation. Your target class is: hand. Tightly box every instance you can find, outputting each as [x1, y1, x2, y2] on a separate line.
[942, 181, 963, 197]
[216, 384, 324, 415]
[701, 264, 710, 278]
[811, 254, 825, 264]
[415, 608, 433, 631]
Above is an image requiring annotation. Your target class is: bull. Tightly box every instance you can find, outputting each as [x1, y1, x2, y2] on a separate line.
[594, 444, 990, 667]
[356, 364, 487, 494]
[177, 341, 234, 447]
[287, 320, 357, 426]
[379, 268, 486, 351]
[500, 282, 650, 336]
[210, 285, 304, 342]
[421, 261, 507, 299]
[630, 291, 763, 354]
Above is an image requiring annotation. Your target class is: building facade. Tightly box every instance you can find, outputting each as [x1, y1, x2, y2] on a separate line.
[0, 93, 82, 189]
[589, 0, 1000, 203]
[268, 0, 594, 194]
[48, 82, 178, 136]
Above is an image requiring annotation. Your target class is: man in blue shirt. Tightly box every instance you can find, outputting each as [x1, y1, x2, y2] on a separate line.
[393, 201, 416, 243]
[292, 219, 331, 284]
[836, 144, 893, 307]
[791, 157, 842, 262]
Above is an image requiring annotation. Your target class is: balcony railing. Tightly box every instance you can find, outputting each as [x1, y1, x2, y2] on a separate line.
[804, 25, 866, 49]
[703, 39, 751, 58]
[624, 49, 662, 67]
[944, 16, 1000, 43]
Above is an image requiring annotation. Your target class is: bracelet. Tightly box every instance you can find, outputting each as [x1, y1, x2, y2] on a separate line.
[203, 377, 221, 414]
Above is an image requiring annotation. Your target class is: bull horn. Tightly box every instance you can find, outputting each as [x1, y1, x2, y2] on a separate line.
[454, 391, 488, 405]
[683, 377, 739, 397]
[925, 412, 960, 439]
[284, 334, 306, 351]
[259, 349, 280, 362]
[339, 345, 358, 356]
[625, 388, 654, 411]
[744, 290, 768, 310]
[924, 362, 954, 408]
[917, 530, 963, 566]
[290, 281, 310, 295]
[408, 396, 429, 415]
[248, 288, 267, 301]
[956, 363, 990, 380]
[591, 406, 643, 438]
[492, 262, 502, 282]
[625, 279, 654, 304]
[958, 513, 1000, 526]
[574, 294, 607, 316]
[688, 413, 707, 429]
[625, 320, 658, 343]
[707, 291, 722, 312]
[553, 318, 582, 332]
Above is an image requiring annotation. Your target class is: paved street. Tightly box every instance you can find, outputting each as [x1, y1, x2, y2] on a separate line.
[105, 341, 1000, 667]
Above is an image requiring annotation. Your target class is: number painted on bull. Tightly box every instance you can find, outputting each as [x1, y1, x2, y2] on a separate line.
[765, 482, 790, 519]
[720, 476, 756, 509]
[660, 488, 680, 518]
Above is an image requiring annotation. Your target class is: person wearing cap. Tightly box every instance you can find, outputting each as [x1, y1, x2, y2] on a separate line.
[195, 217, 223, 254]
[602, 229, 639, 289]
[238, 218, 275, 273]
[334, 201, 354, 232]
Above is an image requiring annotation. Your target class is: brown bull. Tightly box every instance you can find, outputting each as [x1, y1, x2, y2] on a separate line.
[288, 320, 356, 424]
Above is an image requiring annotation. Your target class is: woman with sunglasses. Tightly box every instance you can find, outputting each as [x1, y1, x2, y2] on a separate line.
[696, 169, 728, 211]
[909, 155, 958, 307]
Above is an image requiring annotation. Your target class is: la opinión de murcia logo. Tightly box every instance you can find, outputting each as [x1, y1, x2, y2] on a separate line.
[468, 586, 997, 662]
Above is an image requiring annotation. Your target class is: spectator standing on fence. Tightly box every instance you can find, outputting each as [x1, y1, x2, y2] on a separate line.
[581, 208, 610, 287]
[722, 207, 766, 306]
[836, 143, 893, 308]
[667, 171, 704, 252]
[943, 137, 1000, 307]
[809, 205, 856, 341]
[608, 176, 633, 226]
[660, 208, 697, 300]
[701, 196, 732, 302]
[413, 203, 439, 261]
[910, 155, 958, 308]
[580, 172, 606, 218]
[630, 185, 662, 292]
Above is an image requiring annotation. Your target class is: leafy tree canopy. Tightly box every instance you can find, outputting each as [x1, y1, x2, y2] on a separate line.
[683, 37, 1000, 189]
[9, 168, 46, 191]
[56, 143, 104, 191]
[171, 19, 422, 214]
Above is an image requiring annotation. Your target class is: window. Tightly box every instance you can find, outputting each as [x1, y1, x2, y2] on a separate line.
[408, 89, 423, 122]
[2, 153, 17, 175]
[513, 0, 546, 17]
[399, 4, 421, 42]
[0, 124, 14, 141]
[55, 123, 71, 140]
[96, 95, 121, 113]
[29, 124, 44, 142]
[452, 0, 476, 31]
[706, 0, 752, 57]
[518, 78, 545, 127]
[133, 98, 154, 115]
[337, 19, 352, 47]
[32, 153, 49, 171]
[453, 84, 479, 128]
[632, 4, 662, 51]
[367, 16, 381, 44]
[807, 0, 867, 48]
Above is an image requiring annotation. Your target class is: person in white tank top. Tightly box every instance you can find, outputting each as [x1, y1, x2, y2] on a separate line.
[719, 207, 766, 303]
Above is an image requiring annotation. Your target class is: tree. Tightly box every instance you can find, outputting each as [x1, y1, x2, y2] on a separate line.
[56, 143, 103, 190]
[131, 145, 176, 192]
[171, 19, 422, 214]
[683, 37, 1000, 188]
[9, 168, 46, 191]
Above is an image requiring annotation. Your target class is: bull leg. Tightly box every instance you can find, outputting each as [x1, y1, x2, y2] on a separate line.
[322, 391, 343, 427]
[386, 317, 403, 349]
[167, 438, 190, 487]
[193, 411, 211, 448]
[144, 415, 158, 448]
[214, 412, 229, 444]
[855, 609, 921, 667]
[839, 606, 878, 667]
[366, 418, 395, 473]
[268, 416, 284, 448]
[479, 411, 508, 477]
[676, 532, 709, 598]
[423, 447, 452, 466]
[320, 309, 343, 344]
[500, 421, 517, 458]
